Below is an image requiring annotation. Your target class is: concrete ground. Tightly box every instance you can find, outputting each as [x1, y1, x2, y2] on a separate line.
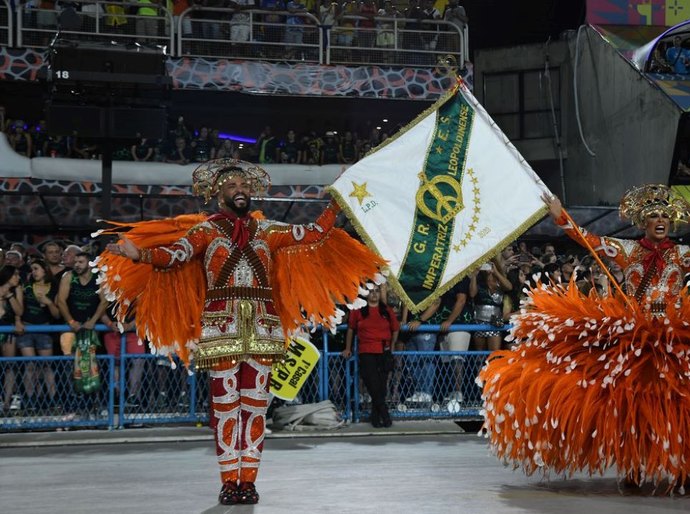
[1, 422, 689, 513]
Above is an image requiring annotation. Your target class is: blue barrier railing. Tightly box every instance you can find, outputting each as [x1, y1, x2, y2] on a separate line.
[0, 322, 509, 431]
[320, 323, 506, 424]
[0, 324, 112, 333]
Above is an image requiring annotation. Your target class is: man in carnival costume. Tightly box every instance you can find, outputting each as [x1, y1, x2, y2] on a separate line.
[97, 159, 384, 505]
[479, 184, 690, 492]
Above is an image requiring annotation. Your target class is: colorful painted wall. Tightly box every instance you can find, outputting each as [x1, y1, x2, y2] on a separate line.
[588, 0, 690, 26]
[0, 48, 463, 99]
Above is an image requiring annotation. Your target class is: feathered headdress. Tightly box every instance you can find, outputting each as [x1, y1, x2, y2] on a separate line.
[619, 184, 690, 228]
[192, 158, 271, 203]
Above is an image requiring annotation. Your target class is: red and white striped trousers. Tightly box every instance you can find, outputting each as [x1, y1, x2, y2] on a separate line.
[209, 358, 272, 484]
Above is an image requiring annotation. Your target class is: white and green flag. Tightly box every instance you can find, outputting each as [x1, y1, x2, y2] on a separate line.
[328, 80, 550, 313]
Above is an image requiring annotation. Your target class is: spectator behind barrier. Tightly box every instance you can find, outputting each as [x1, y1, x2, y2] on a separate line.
[16, 259, 60, 412]
[101, 303, 145, 409]
[666, 35, 690, 74]
[469, 260, 512, 352]
[0, 265, 22, 413]
[342, 284, 398, 428]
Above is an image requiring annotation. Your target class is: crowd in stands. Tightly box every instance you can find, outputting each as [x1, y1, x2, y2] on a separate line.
[2, 115, 405, 165]
[650, 35, 690, 75]
[13, 0, 468, 51]
[0, 240, 192, 418]
[384, 240, 625, 353]
[2, 0, 470, 69]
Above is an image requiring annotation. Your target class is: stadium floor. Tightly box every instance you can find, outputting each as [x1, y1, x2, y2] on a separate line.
[2, 430, 689, 513]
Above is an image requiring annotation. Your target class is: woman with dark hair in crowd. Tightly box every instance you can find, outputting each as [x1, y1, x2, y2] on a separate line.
[9, 120, 33, 157]
[573, 266, 596, 295]
[504, 267, 528, 316]
[470, 261, 512, 352]
[542, 262, 562, 284]
[131, 136, 154, 162]
[342, 284, 399, 428]
[16, 259, 60, 411]
[0, 265, 22, 412]
[215, 139, 238, 160]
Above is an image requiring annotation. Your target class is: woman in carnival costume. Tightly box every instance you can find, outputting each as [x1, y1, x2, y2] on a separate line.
[478, 184, 690, 492]
[95, 159, 385, 505]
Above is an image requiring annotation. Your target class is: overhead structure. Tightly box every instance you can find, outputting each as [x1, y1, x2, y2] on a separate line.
[46, 40, 171, 219]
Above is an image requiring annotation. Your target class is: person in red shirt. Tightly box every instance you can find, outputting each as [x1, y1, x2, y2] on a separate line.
[343, 284, 399, 428]
[357, 0, 377, 48]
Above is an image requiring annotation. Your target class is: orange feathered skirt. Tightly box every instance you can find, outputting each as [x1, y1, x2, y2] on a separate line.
[478, 283, 690, 490]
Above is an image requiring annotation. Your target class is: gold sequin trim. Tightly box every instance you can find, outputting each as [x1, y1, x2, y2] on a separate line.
[139, 248, 152, 263]
[194, 338, 286, 370]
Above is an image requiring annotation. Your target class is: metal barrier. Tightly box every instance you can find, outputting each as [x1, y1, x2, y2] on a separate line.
[369, 349, 489, 422]
[0, 322, 504, 431]
[117, 354, 207, 427]
[16, 0, 174, 53]
[0, 323, 209, 430]
[0, 324, 117, 431]
[176, 7, 322, 62]
[324, 324, 494, 424]
[0, 354, 116, 430]
[326, 16, 466, 68]
[0, 0, 11, 47]
[321, 330, 353, 421]
[8, 4, 467, 66]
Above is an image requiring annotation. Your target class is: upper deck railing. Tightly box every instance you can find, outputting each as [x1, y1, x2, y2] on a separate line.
[17, 0, 174, 53]
[0, 0, 11, 47]
[9, 2, 467, 68]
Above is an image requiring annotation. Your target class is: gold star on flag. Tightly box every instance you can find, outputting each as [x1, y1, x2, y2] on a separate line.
[350, 181, 372, 205]
[435, 146, 443, 154]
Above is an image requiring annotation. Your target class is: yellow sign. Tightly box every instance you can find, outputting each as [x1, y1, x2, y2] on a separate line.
[666, 0, 690, 26]
[270, 337, 320, 401]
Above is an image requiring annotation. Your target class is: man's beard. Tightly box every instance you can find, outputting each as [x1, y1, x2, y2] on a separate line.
[223, 194, 251, 217]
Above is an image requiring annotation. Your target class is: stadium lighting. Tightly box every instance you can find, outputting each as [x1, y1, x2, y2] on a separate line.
[219, 132, 257, 144]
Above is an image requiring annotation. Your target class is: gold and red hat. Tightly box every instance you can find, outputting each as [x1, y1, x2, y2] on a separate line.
[192, 158, 271, 204]
[619, 184, 690, 228]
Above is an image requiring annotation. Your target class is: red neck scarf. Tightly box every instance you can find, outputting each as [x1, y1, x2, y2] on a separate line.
[208, 210, 252, 249]
[638, 237, 674, 275]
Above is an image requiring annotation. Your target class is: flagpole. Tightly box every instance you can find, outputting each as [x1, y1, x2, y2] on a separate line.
[455, 69, 624, 303]
[561, 209, 634, 308]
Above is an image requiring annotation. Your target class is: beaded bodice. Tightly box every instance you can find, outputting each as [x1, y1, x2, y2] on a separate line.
[556, 215, 690, 315]
[138, 206, 339, 368]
